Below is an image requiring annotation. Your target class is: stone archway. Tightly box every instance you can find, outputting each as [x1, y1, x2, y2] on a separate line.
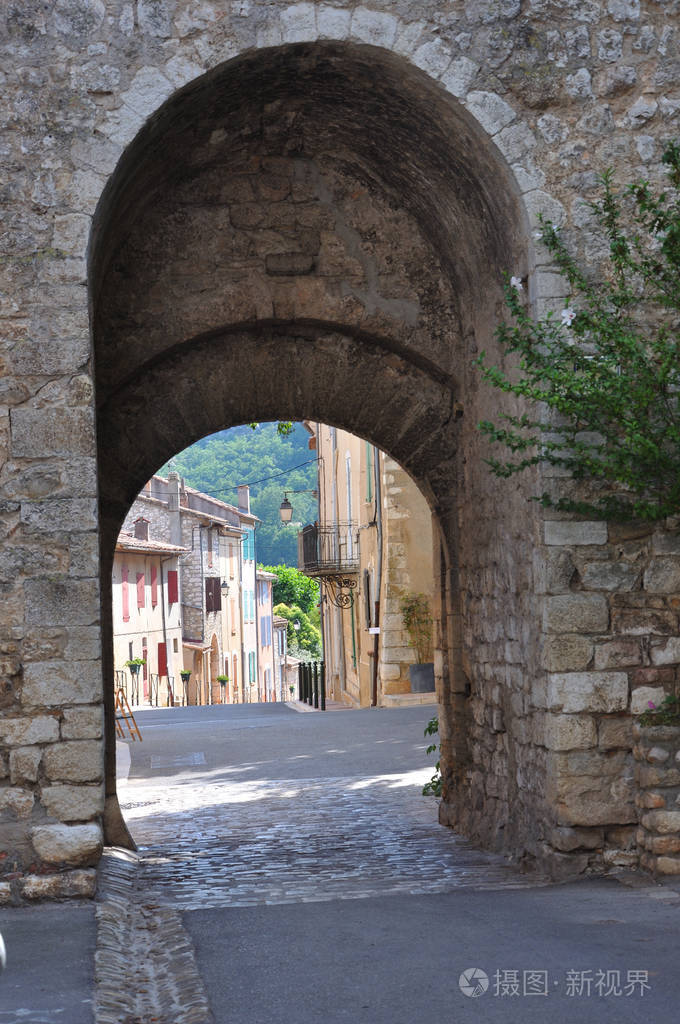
[91, 41, 541, 859]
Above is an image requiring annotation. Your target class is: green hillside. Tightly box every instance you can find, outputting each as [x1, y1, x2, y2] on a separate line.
[159, 423, 317, 566]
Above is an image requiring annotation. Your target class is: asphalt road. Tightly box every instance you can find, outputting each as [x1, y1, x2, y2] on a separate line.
[119, 702, 680, 1024]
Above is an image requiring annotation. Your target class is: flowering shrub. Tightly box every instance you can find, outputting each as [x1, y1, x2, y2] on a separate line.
[477, 141, 680, 522]
[638, 694, 680, 726]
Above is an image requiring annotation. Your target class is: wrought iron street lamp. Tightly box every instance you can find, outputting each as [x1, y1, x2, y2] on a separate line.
[278, 489, 318, 523]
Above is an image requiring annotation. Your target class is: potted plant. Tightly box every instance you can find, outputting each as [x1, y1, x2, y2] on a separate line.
[124, 657, 145, 676]
[179, 669, 191, 682]
[399, 592, 435, 693]
[216, 673, 229, 703]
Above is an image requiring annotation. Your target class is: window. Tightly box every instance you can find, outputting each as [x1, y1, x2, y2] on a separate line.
[248, 651, 256, 683]
[167, 570, 178, 604]
[150, 564, 158, 607]
[157, 641, 168, 677]
[244, 528, 255, 561]
[134, 518, 149, 540]
[173, 638, 178, 653]
[205, 577, 222, 613]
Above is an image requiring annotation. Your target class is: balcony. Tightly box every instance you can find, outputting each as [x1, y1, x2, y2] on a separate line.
[298, 522, 359, 578]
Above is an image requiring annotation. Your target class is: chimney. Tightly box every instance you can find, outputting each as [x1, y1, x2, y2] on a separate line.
[168, 472, 182, 547]
[237, 484, 250, 514]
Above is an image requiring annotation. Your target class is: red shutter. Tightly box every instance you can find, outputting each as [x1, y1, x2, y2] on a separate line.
[151, 564, 158, 607]
[122, 565, 130, 622]
[157, 641, 168, 677]
[137, 572, 145, 609]
[167, 570, 178, 604]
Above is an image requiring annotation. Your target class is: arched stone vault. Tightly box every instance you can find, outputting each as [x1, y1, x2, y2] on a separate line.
[92, 41, 536, 856]
[4, 2, 676, 900]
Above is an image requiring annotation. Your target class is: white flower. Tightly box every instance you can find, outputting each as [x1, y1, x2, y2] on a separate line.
[510, 275, 523, 291]
[561, 307, 576, 327]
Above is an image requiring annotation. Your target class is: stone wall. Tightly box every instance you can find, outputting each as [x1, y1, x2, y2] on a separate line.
[1, 1, 680, 898]
[634, 722, 680, 876]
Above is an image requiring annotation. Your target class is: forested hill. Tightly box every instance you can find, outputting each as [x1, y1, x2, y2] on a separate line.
[159, 423, 317, 566]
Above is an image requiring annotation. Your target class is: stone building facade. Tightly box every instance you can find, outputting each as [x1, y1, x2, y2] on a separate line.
[308, 422, 435, 707]
[2, 1, 680, 900]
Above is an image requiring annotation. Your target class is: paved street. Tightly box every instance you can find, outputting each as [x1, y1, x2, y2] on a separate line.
[104, 702, 680, 1023]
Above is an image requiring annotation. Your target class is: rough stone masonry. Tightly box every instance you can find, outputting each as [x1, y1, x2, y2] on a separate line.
[2, 0, 680, 902]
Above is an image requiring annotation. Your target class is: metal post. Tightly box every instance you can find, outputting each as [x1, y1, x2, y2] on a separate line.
[320, 661, 326, 711]
[307, 663, 313, 706]
[298, 661, 303, 701]
[313, 661, 319, 709]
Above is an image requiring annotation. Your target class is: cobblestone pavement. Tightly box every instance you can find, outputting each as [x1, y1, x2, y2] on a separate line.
[121, 769, 545, 911]
[95, 705, 547, 1022]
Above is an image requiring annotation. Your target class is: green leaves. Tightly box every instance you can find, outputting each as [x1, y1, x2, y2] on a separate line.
[477, 141, 680, 522]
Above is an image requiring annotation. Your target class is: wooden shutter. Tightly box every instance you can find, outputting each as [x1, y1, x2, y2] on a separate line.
[137, 572, 145, 609]
[151, 564, 158, 607]
[167, 570, 178, 604]
[122, 565, 130, 622]
[157, 641, 168, 677]
[206, 578, 221, 613]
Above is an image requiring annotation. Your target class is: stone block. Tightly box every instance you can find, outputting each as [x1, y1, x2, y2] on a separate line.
[61, 706, 104, 740]
[650, 637, 680, 665]
[593, 638, 641, 669]
[644, 558, 680, 593]
[636, 764, 680, 788]
[24, 579, 99, 627]
[547, 672, 628, 714]
[647, 746, 670, 764]
[656, 856, 680, 875]
[630, 686, 666, 715]
[42, 740, 103, 783]
[544, 521, 607, 546]
[63, 626, 101, 661]
[611, 607, 677, 635]
[31, 823, 102, 866]
[602, 849, 639, 867]
[599, 717, 633, 750]
[21, 869, 97, 900]
[581, 561, 639, 591]
[464, 91, 517, 136]
[640, 810, 680, 834]
[544, 714, 597, 751]
[544, 594, 609, 634]
[10, 747, 42, 784]
[0, 788, 34, 818]
[649, 835, 680, 855]
[637, 791, 666, 809]
[542, 635, 593, 672]
[21, 660, 102, 708]
[549, 825, 603, 852]
[10, 408, 95, 458]
[40, 784, 103, 821]
[20, 500, 97, 533]
[0, 715, 59, 745]
[0, 881, 11, 904]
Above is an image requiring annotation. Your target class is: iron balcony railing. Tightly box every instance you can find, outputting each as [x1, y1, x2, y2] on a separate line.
[298, 521, 359, 577]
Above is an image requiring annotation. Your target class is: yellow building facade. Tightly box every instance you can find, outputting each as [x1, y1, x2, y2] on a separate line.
[302, 424, 435, 708]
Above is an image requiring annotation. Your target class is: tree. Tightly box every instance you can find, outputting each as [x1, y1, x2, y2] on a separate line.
[477, 141, 680, 522]
[259, 564, 319, 615]
[274, 603, 322, 658]
[160, 423, 317, 564]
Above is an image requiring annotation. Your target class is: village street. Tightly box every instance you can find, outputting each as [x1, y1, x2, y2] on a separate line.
[95, 702, 680, 1023]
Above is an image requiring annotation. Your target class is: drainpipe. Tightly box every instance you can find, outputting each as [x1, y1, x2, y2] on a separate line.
[371, 446, 383, 707]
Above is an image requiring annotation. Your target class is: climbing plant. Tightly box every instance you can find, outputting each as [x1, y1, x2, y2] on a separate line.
[477, 141, 680, 522]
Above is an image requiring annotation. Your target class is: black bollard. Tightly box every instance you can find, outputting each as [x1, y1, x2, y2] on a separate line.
[313, 661, 319, 709]
[320, 662, 326, 711]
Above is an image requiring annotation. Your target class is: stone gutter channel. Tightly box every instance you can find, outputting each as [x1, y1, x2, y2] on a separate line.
[95, 848, 213, 1024]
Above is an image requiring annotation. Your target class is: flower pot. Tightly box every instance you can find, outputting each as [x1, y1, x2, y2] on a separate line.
[409, 663, 435, 693]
